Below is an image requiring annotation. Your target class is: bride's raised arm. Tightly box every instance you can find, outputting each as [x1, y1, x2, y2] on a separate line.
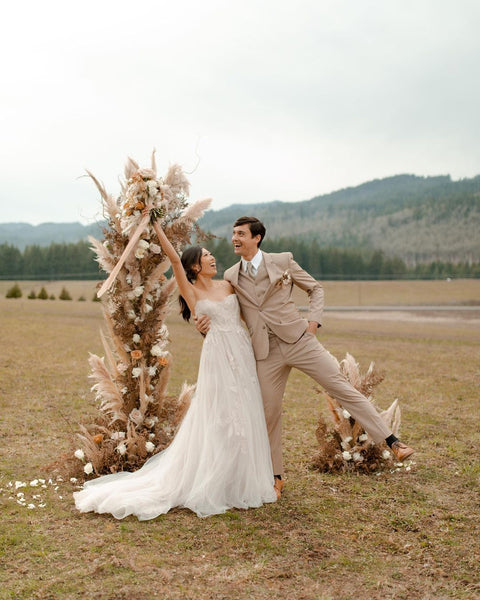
[148, 215, 197, 315]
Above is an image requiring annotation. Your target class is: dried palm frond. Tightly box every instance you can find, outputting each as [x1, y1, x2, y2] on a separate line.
[89, 236, 116, 273]
[124, 156, 139, 180]
[174, 383, 196, 426]
[86, 171, 121, 230]
[76, 425, 104, 473]
[100, 328, 121, 379]
[380, 398, 401, 436]
[88, 353, 127, 424]
[102, 308, 129, 364]
[150, 148, 157, 176]
[164, 163, 190, 196]
[181, 197, 212, 222]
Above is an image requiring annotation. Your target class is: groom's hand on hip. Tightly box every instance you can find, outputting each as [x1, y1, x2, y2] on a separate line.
[306, 321, 320, 336]
[194, 314, 211, 336]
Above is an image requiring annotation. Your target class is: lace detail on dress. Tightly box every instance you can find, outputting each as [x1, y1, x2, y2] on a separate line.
[74, 293, 276, 519]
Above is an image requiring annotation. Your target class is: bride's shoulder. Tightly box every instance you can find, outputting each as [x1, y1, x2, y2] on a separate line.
[218, 280, 234, 294]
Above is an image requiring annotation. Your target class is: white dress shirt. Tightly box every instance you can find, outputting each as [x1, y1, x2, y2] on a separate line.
[242, 249, 263, 276]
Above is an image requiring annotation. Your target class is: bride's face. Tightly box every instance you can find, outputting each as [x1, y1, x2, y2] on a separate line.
[199, 248, 217, 277]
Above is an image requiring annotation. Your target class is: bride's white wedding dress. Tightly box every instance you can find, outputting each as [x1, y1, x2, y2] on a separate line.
[74, 294, 276, 519]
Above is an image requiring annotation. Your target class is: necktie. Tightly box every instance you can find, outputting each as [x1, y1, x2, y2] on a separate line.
[246, 261, 256, 278]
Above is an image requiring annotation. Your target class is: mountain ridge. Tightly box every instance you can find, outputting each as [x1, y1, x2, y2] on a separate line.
[1, 173, 479, 262]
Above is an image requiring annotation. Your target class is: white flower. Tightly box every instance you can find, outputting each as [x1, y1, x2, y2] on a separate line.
[116, 443, 127, 456]
[344, 436, 352, 443]
[358, 434, 368, 442]
[127, 310, 136, 320]
[15, 481, 26, 489]
[342, 410, 351, 419]
[132, 367, 142, 378]
[148, 366, 157, 376]
[341, 441, 351, 451]
[353, 452, 362, 462]
[129, 408, 143, 426]
[121, 387, 128, 394]
[138, 239, 150, 250]
[158, 324, 169, 338]
[30, 479, 39, 487]
[149, 433, 155, 439]
[70, 477, 78, 483]
[147, 180, 157, 195]
[27, 504, 35, 509]
[150, 243, 161, 254]
[135, 249, 146, 259]
[145, 441, 155, 453]
[382, 450, 391, 459]
[132, 334, 141, 344]
[74, 449, 85, 461]
[342, 451, 352, 461]
[150, 344, 164, 357]
[145, 303, 153, 313]
[83, 462, 94, 475]
[133, 286, 144, 297]
[111, 431, 126, 440]
[126, 275, 132, 284]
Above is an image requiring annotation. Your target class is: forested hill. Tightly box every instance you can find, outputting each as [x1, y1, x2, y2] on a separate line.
[0, 221, 104, 251]
[1, 174, 479, 263]
[199, 174, 480, 263]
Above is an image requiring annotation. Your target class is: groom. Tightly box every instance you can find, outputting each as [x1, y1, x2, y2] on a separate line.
[197, 216, 415, 495]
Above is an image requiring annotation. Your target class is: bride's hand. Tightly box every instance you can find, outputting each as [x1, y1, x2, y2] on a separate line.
[142, 205, 154, 218]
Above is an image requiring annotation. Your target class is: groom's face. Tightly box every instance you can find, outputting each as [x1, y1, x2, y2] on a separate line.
[232, 224, 261, 260]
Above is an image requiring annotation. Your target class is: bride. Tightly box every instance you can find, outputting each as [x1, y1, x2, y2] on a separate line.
[74, 214, 277, 520]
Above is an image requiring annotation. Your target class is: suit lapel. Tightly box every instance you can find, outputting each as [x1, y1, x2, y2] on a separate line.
[259, 252, 281, 304]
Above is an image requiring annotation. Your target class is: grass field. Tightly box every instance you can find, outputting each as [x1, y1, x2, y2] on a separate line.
[0, 280, 479, 599]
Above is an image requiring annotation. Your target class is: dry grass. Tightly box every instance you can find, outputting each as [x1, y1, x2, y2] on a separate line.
[292, 278, 480, 307]
[1, 281, 479, 600]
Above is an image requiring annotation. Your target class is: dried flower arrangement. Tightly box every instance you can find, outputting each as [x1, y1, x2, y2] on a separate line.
[66, 151, 211, 480]
[312, 353, 403, 473]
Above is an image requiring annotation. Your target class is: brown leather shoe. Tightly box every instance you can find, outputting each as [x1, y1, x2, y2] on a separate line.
[391, 441, 415, 462]
[274, 478, 284, 499]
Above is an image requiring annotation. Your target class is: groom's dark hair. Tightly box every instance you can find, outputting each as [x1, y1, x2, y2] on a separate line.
[234, 216, 266, 247]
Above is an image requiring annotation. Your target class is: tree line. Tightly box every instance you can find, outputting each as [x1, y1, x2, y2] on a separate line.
[1, 238, 479, 281]
[205, 236, 480, 279]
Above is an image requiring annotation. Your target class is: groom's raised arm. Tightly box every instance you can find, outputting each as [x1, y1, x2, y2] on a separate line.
[287, 253, 324, 327]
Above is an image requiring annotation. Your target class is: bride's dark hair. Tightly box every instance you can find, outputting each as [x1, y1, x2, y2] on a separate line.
[178, 245, 203, 321]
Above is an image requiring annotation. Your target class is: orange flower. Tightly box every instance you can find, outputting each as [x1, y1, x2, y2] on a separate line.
[159, 274, 166, 282]
[135, 201, 145, 210]
[157, 357, 169, 367]
[131, 350, 143, 360]
[93, 434, 103, 445]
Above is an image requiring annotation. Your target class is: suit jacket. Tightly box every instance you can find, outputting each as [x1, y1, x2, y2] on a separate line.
[224, 251, 324, 360]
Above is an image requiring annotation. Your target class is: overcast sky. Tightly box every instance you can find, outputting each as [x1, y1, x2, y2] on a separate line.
[1, 0, 479, 225]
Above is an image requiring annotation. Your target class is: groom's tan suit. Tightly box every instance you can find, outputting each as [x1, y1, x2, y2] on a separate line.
[224, 251, 391, 475]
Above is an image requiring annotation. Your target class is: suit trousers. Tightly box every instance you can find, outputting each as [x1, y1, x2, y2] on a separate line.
[256, 331, 392, 476]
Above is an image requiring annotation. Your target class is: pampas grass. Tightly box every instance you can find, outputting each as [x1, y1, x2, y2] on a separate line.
[67, 153, 210, 479]
[312, 353, 403, 474]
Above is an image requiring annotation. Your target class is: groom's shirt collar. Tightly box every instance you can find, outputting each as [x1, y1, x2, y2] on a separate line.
[242, 249, 263, 273]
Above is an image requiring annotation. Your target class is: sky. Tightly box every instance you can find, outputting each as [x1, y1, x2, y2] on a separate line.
[1, 0, 479, 225]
